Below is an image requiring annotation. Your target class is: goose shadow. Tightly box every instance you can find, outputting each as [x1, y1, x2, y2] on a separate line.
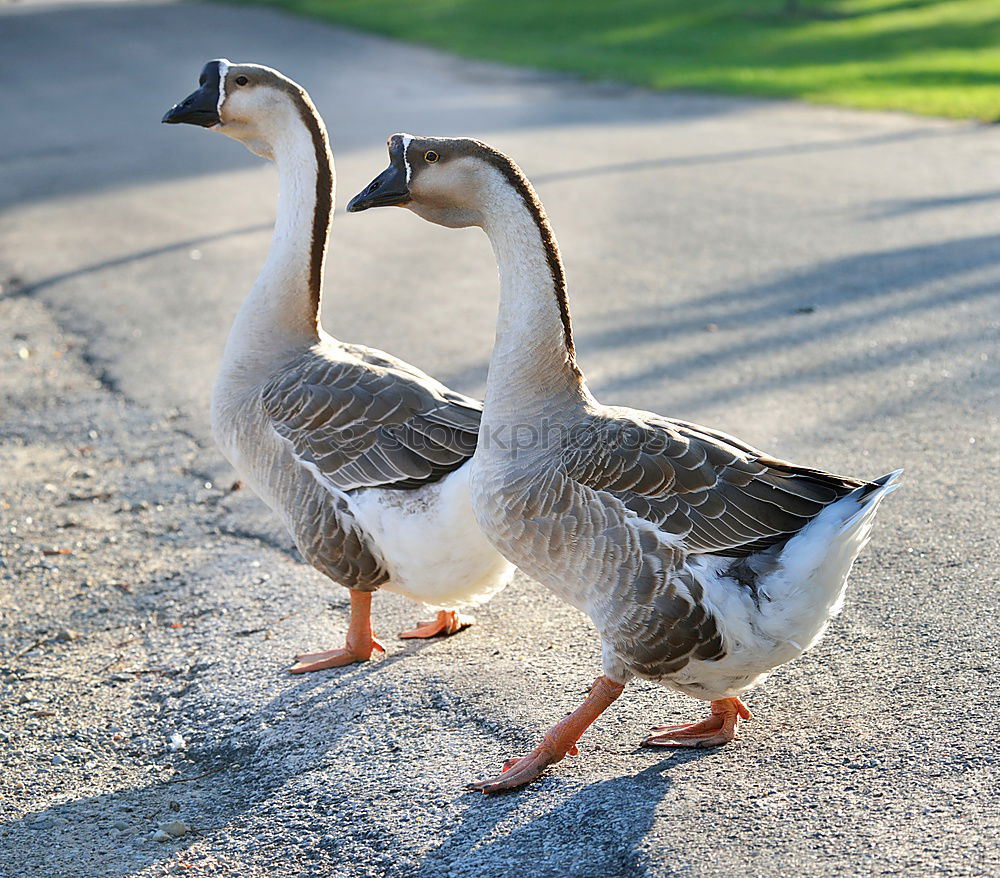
[412, 755, 711, 878]
[3, 580, 705, 878]
[0, 639, 446, 877]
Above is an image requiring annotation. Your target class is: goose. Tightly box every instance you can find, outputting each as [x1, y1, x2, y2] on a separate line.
[161, 65, 513, 673]
[348, 134, 901, 791]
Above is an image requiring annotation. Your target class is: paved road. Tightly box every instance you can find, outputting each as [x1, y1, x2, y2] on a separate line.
[1, 1, 997, 876]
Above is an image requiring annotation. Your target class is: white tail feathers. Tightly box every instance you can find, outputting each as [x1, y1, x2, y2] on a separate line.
[669, 469, 901, 701]
[751, 468, 901, 653]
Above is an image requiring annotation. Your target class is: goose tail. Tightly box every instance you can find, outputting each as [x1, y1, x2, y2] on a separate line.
[750, 468, 902, 653]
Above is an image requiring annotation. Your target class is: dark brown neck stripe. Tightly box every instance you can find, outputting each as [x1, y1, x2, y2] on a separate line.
[288, 86, 333, 321]
[476, 143, 581, 378]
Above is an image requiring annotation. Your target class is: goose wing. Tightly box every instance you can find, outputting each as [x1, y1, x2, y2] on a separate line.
[562, 409, 866, 557]
[262, 347, 481, 493]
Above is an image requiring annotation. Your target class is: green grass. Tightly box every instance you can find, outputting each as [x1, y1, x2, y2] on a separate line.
[240, 0, 1000, 120]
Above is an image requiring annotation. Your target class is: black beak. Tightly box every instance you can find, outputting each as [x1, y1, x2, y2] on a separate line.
[161, 85, 220, 127]
[347, 162, 411, 212]
[162, 60, 224, 127]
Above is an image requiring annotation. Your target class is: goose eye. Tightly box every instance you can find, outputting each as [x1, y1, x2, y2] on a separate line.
[424, 150, 439, 164]
[235, 75, 249, 86]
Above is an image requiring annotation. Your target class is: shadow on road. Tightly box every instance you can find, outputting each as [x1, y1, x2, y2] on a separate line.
[440, 230, 1000, 428]
[4, 1, 998, 876]
[4, 641, 706, 877]
[414, 757, 696, 877]
[7, 224, 272, 300]
[532, 126, 956, 186]
[2, 640, 445, 876]
[594, 234, 1000, 400]
[867, 188, 1000, 219]
[0, 1, 971, 211]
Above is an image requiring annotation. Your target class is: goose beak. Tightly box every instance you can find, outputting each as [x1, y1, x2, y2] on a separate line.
[162, 85, 220, 127]
[347, 163, 410, 212]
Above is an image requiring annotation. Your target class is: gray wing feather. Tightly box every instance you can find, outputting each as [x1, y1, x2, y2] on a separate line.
[262, 347, 481, 493]
[563, 408, 866, 557]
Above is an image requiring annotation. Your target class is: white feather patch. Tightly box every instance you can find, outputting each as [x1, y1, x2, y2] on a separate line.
[401, 133, 413, 184]
[216, 59, 231, 117]
[267, 425, 511, 609]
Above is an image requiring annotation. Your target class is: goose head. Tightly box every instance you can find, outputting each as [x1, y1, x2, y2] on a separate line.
[162, 59, 318, 161]
[347, 134, 516, 229]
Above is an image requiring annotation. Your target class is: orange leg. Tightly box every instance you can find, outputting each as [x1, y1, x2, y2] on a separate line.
[468, 675, 626, 794]
[398, 609, 474, 639]
[642, 697, 751, 748]
[288, 590, 385, 674]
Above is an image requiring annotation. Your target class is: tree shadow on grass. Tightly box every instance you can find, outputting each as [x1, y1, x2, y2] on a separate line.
[2, 0, 983, 213]
[744, 0, 947, 22]
[600, 12, 1000, 64]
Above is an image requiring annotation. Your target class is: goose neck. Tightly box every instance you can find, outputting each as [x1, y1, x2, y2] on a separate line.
[479, 172, 587, 421]
[220, 101, 333, 384]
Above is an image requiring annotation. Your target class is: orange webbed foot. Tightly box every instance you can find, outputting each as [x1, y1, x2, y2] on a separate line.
[288, 637, 384, 674]
[288, 590, 383, 674]
[642, 697, 751, 748]
[398, 610, 474, 639]
[467, 740, 576, 794]
[468, 676, 626, 794]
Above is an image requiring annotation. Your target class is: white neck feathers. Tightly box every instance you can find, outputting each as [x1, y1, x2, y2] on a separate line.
[479, 169, 587, 425]
[217, 99, 333, 392]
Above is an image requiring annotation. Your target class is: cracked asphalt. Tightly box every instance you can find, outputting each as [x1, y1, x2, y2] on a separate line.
[1, 1, 997, 876]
